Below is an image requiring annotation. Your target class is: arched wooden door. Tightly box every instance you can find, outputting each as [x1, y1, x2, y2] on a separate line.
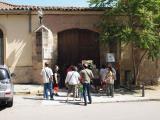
[0, 29, 4, 64]
[58, 29, 100, 87]
[58, 29, 100, 67]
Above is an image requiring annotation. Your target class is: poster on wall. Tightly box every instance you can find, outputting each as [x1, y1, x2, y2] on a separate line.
[82, 60, 93, 65]
[43, 48, 53, 59]
[106, 53, 115, 62]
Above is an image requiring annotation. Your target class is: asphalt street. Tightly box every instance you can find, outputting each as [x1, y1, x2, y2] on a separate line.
[0, 95, 160, 120]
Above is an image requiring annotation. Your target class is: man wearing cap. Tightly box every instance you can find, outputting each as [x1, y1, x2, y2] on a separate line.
[80, 63, 94, 106]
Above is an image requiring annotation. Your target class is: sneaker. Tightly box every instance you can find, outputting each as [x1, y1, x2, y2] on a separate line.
[44, 97, 49, 100]
[55, 93, 59, 96]
[99, 88, 103, 91]
[50, 98, 54, 100]
[88, 101, 92, 104]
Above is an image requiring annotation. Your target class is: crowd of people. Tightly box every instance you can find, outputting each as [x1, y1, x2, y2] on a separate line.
[41, 62, 116, 106]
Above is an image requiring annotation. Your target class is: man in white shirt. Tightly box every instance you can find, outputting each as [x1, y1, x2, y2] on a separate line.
[41, 62, 54, 100]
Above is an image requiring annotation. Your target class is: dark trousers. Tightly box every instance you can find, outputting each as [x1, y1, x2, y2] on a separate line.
[106, 84, 114, 97]
[83, 83, 92, 105]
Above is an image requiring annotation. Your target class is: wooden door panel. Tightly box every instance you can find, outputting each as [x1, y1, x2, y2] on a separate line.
[79, 29, 99, 67]
[58, 29, 79, 66]
[58, 29, 99, 67]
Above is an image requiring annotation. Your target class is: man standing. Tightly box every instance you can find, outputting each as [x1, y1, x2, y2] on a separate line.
[41, 62, 54, 100]
[80, 63, 94, 106]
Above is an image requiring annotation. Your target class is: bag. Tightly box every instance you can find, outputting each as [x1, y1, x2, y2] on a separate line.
[102, 80, 107, 85]
[49, 77, 53, 82]
[105, 73, 114, 84]
[44, 68, 53, 82]
[103, 70, 114, 85]
[65, 82, 69, 88]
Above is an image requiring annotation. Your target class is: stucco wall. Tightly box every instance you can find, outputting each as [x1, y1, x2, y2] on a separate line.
[43, 13, 101, 33]
[43, 12, 102, 65]
[0, 14, 39, 83]
[0, 15, 32, 66]
[0, 12, 103, 84]
[121, 43, 160, 85]
[1, 11, 159, 85]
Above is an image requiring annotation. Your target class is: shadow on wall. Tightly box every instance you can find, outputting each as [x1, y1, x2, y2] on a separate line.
[7, 38, 33, 83]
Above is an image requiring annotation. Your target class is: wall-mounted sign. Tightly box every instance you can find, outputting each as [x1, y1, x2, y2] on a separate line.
[43, 48, 53, 59]
[82, 60, 93, 65]
[106, 53, 115, 62]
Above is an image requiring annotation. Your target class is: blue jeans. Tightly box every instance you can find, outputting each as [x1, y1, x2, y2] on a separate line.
[83, 83, 92, 105]
[44, 82, 54, 99]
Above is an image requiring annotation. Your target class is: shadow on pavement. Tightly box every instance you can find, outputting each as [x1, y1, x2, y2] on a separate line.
[61, 100, 84, 106]
[22, 96, 70, 103]
[92, 87, 136, 96]
[0, 104, 7, 111]
[23, 97, 44, 100]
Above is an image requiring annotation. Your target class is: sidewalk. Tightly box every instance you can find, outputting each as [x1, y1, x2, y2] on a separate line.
[13, 84, 160, 103]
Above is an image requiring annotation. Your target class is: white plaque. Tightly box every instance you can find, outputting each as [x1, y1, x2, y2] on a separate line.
[43, 48, 53, 59]
[106, 53, 115, 62]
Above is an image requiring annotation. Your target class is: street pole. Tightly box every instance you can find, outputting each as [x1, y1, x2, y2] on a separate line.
[141, 82, 145, 97]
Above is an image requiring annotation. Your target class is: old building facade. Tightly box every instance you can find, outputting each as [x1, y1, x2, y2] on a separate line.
[0, 2, 159, 86]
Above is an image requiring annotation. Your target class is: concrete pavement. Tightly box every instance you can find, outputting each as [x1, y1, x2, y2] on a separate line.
[13, 84, 160, 104]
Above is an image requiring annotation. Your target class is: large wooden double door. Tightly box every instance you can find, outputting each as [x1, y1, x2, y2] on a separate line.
[58, 29, 100, 68]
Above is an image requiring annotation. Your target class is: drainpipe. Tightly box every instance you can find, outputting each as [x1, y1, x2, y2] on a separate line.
[28, 9, 32, 33]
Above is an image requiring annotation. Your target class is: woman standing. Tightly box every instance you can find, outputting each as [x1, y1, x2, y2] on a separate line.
[105, 66, 115, 97]
[65, 65, 80, 101]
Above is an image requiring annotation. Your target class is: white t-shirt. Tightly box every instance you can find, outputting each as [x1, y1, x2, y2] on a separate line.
[41, 67, 53, 83]
[65, 71, 80, 85]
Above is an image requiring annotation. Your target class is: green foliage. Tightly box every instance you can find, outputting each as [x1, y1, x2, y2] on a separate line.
[88, 0, 118, 7]
[89, 0, 160, 60]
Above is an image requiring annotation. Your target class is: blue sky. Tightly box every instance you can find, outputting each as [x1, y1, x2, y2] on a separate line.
[4, 0, 90, 7]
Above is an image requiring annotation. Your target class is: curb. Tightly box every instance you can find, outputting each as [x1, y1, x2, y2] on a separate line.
[93, 98, 160, 104]
[14, 91, 31, 95]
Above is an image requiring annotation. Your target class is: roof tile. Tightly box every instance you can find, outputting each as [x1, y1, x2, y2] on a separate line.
[0, 2, 105, 11]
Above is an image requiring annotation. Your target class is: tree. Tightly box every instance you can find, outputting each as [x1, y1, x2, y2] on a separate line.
[89, 0, 160, 85]
[89, 0, 117, 7]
